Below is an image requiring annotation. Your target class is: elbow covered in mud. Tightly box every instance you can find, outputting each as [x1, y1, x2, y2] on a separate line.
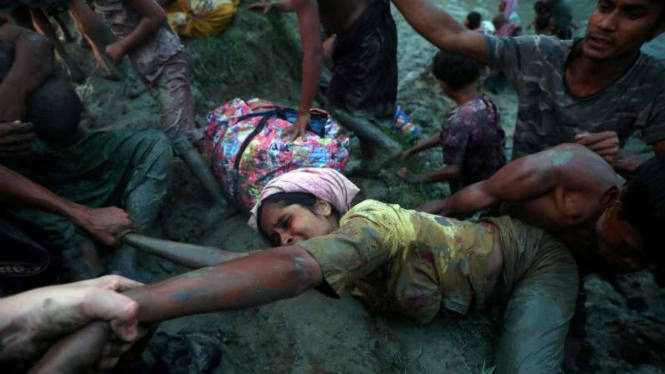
[278, 246, 322, 296]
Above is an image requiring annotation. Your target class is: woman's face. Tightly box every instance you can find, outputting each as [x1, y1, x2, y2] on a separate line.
[259, 200, 339, 246]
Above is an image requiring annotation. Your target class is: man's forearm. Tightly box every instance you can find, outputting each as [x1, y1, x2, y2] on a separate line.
[0, 25, 54, 99]
[439, 182, 497, 216]
[0, 164, 88, 225]
[418, 165, 461, 183]
[298, 50, 323, 115]
[391, 0, 489, 64]
[391, 0, 463, 49]
[406, 134, 440, 155]
[117, 15, 165, 54]
[274, 0, 296, 12]
[294, 0, 323, 119]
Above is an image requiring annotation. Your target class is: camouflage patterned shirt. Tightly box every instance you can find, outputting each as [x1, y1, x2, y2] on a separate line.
[486, 35, 665, 159]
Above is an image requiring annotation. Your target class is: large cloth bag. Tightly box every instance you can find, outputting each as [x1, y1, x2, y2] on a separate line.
[202, 98, 350, 210]
[166, 0, 239, 39]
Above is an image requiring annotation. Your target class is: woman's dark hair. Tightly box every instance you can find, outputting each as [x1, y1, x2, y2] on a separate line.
[256, 192, 340, 243]
[621, 154, 665, 266]
[431, 51, 482, 90]
[26, 77, 82, 142]
[466, 11, 482, 30]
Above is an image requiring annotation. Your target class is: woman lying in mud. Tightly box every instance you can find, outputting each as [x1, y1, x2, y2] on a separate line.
[33, 168, 577, 374]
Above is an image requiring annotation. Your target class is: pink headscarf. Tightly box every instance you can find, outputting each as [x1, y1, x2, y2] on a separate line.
[248, 168, 360, 229]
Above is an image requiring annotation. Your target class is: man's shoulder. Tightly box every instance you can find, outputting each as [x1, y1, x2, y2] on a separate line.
[634, 52, 665, 82]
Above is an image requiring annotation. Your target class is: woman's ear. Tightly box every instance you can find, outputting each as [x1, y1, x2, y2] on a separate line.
[314, 199, 333, 217]
[600, 185, 621, 209]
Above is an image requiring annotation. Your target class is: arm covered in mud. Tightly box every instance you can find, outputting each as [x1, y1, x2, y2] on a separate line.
[0, 23, 54, 122]
[390, 0, 489, 65]
[0, 163, 134, 247]
[122, 233, 254, 269]
[28, 246, 324, 373]
[282, 0, 323, 140]
[418, 148, 559, 215]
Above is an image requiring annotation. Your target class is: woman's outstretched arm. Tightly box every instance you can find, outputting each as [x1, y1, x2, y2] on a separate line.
[124, 246, 322, 322]
[28, 246, 323, 374]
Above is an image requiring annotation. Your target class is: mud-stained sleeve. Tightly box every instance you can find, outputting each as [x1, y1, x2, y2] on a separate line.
[643, 90, 665, 145]
[297, 215, 399, 296]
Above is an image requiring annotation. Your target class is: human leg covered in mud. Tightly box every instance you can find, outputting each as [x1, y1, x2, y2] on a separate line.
[67, 0, 145, 95]
[144, 51, 230, 211]
[70, 0, 230, 210]
[326, 0, 401, 173]
[490, 217, 579, 374]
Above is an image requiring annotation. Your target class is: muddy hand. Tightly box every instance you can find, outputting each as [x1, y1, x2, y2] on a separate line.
[105, 42, 127, 66]
[282, 112, 310, 141]
[74, 206, 135, 248]
[0, 276, 142, 366]
[396, 167, 415, 182]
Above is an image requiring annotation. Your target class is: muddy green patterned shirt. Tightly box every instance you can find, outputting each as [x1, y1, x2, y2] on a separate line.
[297, 200, 497, 324]
[486, 35, 665, 159]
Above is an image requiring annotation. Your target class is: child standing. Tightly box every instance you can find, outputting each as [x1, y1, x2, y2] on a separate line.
[398, 51, 506, 194]
[69, 0, 227, 208]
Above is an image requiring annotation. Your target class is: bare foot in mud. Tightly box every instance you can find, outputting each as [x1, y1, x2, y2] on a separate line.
[0, 276, 142, 366]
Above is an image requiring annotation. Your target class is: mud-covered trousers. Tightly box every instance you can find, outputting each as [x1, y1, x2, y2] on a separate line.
[491, 218, 579, 374]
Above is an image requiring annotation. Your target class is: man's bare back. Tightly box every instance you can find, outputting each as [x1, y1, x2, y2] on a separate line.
[420, 144, 623, 253]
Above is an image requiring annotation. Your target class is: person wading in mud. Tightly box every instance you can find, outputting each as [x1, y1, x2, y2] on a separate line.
[250, 0, 402, 174]
[392, 0, 665, 173]
[31, 155, 665, 373]
[31, 168, 581, 374]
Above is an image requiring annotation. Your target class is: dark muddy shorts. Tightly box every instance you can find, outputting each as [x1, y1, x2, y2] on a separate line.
[327, 0, 397, 123]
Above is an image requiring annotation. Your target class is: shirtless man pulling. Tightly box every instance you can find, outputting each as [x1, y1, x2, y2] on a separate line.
[419, 144, 664, 273]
